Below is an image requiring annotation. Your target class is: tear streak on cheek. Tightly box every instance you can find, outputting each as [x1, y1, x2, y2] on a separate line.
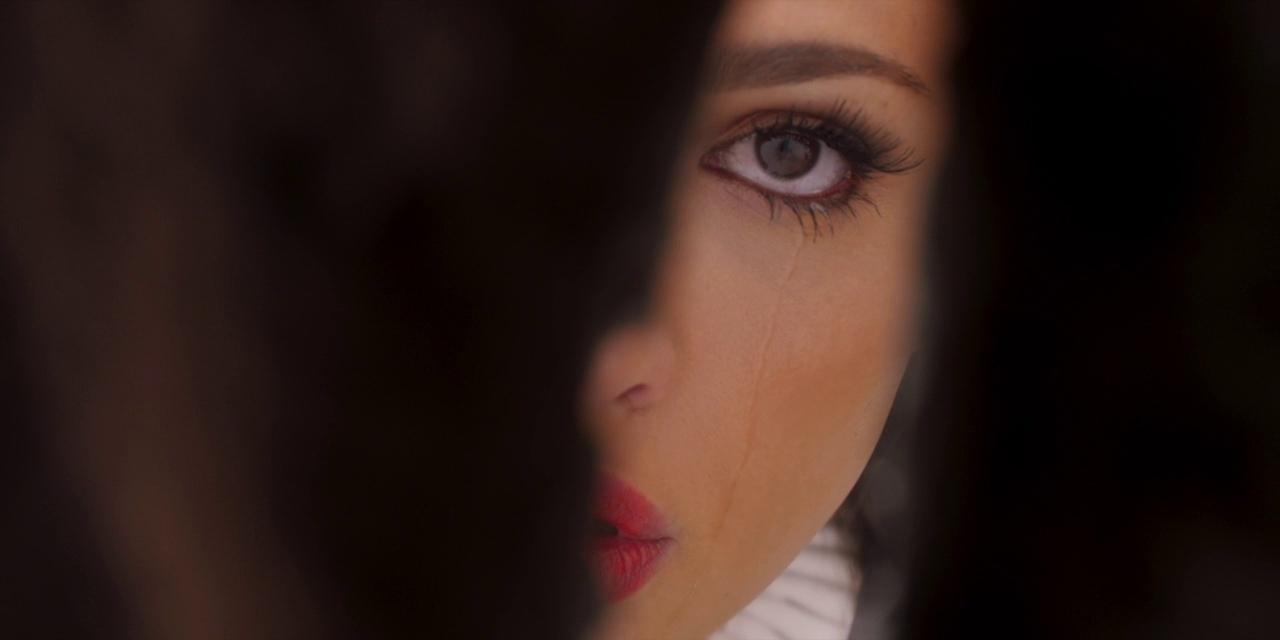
[659, 230, 806, 633]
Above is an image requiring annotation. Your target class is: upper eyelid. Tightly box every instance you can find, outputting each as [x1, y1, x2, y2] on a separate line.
[713, 110, 848, 143]
[695, 107, 922, 232]
[703, 119, 853, 174]
[702, 104, 924, 184]
[709, 106, 911, 166]
[699, 114, 864, 201]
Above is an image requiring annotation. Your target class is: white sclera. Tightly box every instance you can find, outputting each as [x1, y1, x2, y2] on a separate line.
[719, 133, 849, 196]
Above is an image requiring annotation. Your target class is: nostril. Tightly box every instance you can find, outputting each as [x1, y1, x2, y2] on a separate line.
[586, 323, 673, 419]
[615, 383, 655, 411]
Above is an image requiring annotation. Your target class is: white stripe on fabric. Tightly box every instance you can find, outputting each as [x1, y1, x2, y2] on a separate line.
[708, 524, 857, 640]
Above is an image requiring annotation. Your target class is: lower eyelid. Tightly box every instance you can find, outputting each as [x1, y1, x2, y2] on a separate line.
[702, 155, 863, 203]
[701, 163, 866, 236]
[694, 105, 917, 235]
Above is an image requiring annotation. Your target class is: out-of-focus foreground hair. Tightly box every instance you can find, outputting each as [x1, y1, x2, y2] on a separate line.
[864, 2, 1280, 639]
[0, 2, 718, 638]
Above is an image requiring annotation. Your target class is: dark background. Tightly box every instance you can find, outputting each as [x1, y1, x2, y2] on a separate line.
[890, 2, 1280, 639]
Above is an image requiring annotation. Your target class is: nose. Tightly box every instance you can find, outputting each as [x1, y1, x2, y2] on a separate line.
[584, 322, 675, 417]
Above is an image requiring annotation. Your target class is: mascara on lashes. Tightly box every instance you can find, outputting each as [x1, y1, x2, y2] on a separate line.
[699, 101, 921, 235]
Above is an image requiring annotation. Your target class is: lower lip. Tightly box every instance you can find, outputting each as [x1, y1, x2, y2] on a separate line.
[592, 474, 674, 602]
[593, 535, 673, 602]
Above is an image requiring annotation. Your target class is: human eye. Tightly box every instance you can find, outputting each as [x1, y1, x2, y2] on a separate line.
[698, 101, 921, 234]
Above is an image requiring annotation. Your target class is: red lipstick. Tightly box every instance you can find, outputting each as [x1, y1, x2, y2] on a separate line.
[592, 474, 673, 602]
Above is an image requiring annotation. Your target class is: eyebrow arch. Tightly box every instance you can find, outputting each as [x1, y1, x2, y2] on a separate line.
[707, 41, 929, 95]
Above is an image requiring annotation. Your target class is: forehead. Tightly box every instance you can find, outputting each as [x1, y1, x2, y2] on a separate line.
[713, 0, 955, 89]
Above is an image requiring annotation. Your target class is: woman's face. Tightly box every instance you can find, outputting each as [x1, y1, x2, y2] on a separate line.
[583, 1, 953, 637]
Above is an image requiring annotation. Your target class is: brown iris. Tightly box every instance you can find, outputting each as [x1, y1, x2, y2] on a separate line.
[754, 132, 819, 180]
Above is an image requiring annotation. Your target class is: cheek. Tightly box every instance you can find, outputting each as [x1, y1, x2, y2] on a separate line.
[666, 191, 915, 522]
[740, 246, 915, 516]
[653, 262, 910, 635]
[658, 168, 921, 514]
[744, 298, 909, 513]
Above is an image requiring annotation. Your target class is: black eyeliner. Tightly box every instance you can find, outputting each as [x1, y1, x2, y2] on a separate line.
[700, 100, 921, 236]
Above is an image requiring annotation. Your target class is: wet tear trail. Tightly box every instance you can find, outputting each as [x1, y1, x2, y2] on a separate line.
[661, 229, 806, 635]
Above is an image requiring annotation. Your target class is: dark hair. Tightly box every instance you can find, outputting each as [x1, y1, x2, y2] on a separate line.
[0, 2, 718, 638]
[863, 2, 1280, 638]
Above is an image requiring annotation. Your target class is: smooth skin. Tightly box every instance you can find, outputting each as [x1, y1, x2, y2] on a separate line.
[584, 2, 954, 638]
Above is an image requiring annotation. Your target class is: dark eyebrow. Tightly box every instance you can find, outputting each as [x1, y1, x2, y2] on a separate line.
[706, 41, 929, 95]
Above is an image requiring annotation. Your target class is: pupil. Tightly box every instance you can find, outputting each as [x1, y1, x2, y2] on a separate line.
[755, 132, 818, 179]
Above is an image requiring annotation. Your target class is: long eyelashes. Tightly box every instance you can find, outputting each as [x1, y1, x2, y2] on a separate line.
[699, 100, 921, 237]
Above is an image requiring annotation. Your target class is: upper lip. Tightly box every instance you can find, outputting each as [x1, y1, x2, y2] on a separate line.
[594, 473, 671, 541]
